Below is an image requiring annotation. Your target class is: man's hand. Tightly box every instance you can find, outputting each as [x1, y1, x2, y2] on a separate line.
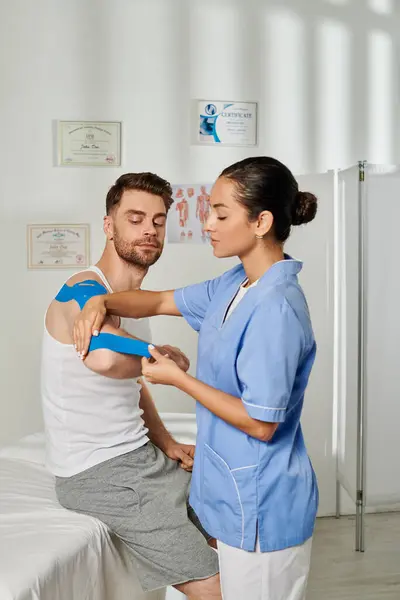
[164, 441, 195, 472]
[157, 345, 190, 372]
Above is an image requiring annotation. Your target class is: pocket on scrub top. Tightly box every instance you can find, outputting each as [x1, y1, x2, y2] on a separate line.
[202, 444, 242, 539]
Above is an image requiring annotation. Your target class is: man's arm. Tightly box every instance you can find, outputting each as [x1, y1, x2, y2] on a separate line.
[49, 274, 189, 379]
[139, 379, 195, 471]
[83, 317, 144, 379]
[138, 379, 175, 451]
[49, 294, 144, 379]
[78, 315, 190, 380]
[45, 271, 149, 379]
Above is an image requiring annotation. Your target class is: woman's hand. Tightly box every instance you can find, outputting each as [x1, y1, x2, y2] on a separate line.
[142, 346, 186, 386]
[73, 296, 107, 357]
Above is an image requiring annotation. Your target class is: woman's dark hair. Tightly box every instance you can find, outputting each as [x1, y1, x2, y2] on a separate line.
[220, 157, 317, 242]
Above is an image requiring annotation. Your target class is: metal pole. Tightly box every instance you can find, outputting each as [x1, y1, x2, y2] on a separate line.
[334, 168, 341, 521]
[355, 160, 367, 552]
[336, 479, 341, 519]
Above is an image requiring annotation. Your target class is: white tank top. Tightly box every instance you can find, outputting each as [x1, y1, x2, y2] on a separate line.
[41, 266, 150, 477]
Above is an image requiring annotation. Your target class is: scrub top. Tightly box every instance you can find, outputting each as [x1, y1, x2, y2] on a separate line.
[174, 256, 319, 552]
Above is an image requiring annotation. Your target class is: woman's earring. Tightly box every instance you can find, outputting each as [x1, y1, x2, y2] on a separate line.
[255, 234, 264, 239]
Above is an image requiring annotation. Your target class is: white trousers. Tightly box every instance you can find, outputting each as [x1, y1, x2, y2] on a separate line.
[217, 537, 312, 600]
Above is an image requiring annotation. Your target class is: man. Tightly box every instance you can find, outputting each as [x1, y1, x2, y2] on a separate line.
[41, 173, 221, 599]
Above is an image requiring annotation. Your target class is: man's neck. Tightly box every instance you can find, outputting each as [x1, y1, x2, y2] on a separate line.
[94, 250, 148, 293]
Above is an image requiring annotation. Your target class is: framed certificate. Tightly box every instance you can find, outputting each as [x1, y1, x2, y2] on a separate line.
[27, 224, 90, 269]
[57, 121, 122, 166]
[195, 100, 258, 146]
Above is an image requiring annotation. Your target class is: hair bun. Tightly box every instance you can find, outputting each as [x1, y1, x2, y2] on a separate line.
[292, 191, 318, 226]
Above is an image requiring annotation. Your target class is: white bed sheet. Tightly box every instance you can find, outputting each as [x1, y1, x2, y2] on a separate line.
[0, 433, 165, 600]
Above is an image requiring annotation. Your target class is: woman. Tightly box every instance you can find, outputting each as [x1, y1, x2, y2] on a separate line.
[74, 157, 319, 600]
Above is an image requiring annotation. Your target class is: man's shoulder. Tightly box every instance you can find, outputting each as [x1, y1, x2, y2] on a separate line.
[45, 270, 109, 344]
[63, 269, 104, 287]
[46, 270, 107, 319]
[51, 269, 108, 308]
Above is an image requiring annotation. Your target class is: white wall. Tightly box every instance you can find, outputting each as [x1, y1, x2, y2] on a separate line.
[1, 0, 400, 516]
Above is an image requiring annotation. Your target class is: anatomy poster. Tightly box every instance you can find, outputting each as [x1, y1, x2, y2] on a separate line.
[167, 183, 212, 244]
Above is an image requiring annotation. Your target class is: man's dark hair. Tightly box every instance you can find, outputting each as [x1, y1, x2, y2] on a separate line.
[106, 173, 174, 215]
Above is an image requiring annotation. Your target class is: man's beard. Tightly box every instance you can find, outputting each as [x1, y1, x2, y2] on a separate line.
[113, 231, 163, 268]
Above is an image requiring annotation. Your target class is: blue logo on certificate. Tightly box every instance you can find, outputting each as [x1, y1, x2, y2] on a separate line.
[205, 104, 217, 115]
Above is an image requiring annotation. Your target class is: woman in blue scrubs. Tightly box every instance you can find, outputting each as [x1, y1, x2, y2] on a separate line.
[75, 157, 319, 600]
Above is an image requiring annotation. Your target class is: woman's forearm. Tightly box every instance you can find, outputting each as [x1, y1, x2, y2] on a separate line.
[174, 371, 277, 442]
[104, 289, 181, 319]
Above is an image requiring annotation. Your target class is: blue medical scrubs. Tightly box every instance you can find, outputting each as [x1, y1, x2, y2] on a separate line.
[174, 256, 319, 553]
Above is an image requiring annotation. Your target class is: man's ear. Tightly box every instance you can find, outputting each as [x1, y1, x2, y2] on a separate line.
[104, 216, 114, 241]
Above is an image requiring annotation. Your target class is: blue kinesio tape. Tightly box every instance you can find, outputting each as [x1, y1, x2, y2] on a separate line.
[55, 279, 151, 358]
[55, 280, 108, 310]
[89, 333, 151, 358]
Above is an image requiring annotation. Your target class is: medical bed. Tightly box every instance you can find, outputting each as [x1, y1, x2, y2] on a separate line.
[0, 420, 196, 600]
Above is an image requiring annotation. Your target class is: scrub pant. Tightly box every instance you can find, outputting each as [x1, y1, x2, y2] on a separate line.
[217, 536, 313, 600]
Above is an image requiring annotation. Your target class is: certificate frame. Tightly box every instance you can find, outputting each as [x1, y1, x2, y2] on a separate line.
[57, 120, 122, 167]
[27, 223, 90, 270]
[193, 99, 258, 147]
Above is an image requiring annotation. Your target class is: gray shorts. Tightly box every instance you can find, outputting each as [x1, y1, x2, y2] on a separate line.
[55, 442, 219, 592]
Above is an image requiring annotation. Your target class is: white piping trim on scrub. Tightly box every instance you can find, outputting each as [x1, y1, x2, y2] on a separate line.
[205, 444, 245, 549]
[242, 399, 286, 411]
[230, 465, 258, 472]
[181, 289, 202, 327]
[231, 475, 245, 549]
